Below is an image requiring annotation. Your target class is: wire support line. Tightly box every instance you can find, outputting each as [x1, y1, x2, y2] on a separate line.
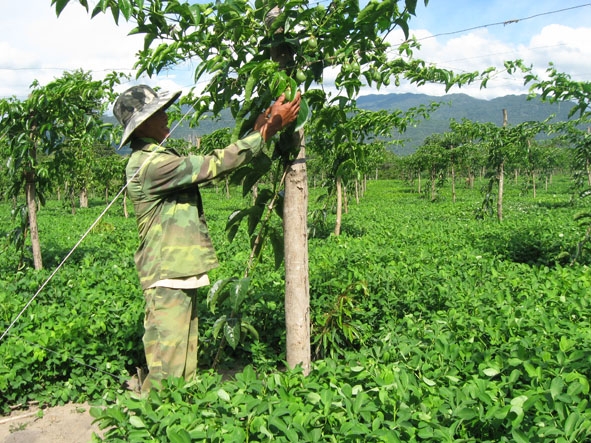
[2, 2, 589, 80]
[413, 3, 591, 42]
[0, 107, 194, 344]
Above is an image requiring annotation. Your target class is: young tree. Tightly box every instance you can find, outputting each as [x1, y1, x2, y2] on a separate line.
[514, 61, 591, 188]
[413, 135, 449, 202]
[0, 70, 121, 269]
[449, 118, 487, 189]
[53, 0, 492, 372]
[557, 124, 591, 189]
[92, 144, 128, 204]
[514, 64, 591, 260]
[309, 103, 438, 234]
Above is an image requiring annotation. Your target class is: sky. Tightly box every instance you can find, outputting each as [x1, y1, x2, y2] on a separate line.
[1, 0, 591, 102]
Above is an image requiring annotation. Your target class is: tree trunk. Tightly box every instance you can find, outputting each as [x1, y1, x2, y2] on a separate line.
[283, 134, 310, 375]
[497, 160, 504, 222]
[80, 187, 88, 208]
[252, 183, 258, 205]
[334, 175, 342, 236]
[430, 168, 437, 201]
[451, 163, 456, 203]
[498, 109, 508, 223]
[70, 190, 77, 215]
[23, 136, 43, 270]
[26, 177, 43, 270]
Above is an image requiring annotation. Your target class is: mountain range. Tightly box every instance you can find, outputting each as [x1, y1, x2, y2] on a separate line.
[356, 93, 576, 155]
[115, 93, 576, 156]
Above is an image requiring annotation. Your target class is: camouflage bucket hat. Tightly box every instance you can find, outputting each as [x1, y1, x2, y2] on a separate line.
[113, 85, 181, 148]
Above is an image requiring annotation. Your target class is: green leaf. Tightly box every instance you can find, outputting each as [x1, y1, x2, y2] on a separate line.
[294, 97, 310, 132]
[244, 75, 256, 103]
[241, 321, 259, 341]
[212, 315, 227, 339]
[166, 427, 192, 443]
[230, 277, 251, 312]
[89, 406, 104, 419]
[564, 412, 582, 438]
[247, 204, 264, 237]
[53, 0, 73, 17]
[510, 395, 528, 408]
[405, 0, 419, 15]
[269, 415, 289, 434]
[269, 227, 284, 269]
[258, 424, 273, 439]
[118, 0, 133, 21]
[226, 209, 249, 242]
[217, 388, 231, 402]
[483, 367, 500, 377]
[270, 72, 287, 98]
[422, 376, 436, 386]
[129, 415, 146, 429]
[224, 319, 241, 349]
[559, 335, 574, 352]
[550, 376, 565, 400]
[307, 392, 322, 404]
[207, 277, 236, 313]
[511, 428, 529, 443]
[242, 154, 272, 197]
[455, 407, 478, 420]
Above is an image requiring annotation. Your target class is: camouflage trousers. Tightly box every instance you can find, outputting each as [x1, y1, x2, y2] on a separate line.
[141, 286, 199, 393]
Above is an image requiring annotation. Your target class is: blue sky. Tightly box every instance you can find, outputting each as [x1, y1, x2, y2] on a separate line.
[1, 0, 590, 100]
[401, 0, 591, 97]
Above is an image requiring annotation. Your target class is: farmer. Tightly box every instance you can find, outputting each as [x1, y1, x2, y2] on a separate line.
[113, 84, 301, 393]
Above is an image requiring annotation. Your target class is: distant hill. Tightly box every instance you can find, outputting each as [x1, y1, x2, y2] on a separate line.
[111, 93, 576, 156]
[356, 93, 576, 155]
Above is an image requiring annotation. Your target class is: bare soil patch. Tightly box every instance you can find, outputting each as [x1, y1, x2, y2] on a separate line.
[0, 403, 104, 443]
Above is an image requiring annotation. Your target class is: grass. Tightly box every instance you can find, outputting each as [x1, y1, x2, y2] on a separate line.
[1, 174, 591, 440]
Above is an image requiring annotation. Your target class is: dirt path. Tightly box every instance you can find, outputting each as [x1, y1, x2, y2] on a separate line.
[0, 403, 104, 443]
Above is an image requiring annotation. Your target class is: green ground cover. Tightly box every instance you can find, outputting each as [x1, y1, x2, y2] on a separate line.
[1, 177, 590, 441]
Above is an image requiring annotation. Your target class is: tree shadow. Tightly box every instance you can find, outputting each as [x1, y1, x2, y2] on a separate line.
[477, 228, 572, 267]
[536, 201, 574, 210]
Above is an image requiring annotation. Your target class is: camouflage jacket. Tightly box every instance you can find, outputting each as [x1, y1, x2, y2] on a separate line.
[126, 132, 264, 290]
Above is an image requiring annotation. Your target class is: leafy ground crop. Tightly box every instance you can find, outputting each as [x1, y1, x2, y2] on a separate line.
[1, 176, 590, 441]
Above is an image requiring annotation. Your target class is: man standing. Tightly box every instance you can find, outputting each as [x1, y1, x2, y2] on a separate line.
[113, 84, 301, 392]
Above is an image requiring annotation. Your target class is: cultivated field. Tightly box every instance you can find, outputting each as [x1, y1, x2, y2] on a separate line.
[1, 177, 590, 441]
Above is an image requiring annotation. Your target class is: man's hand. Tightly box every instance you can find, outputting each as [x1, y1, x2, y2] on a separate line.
[255, 91, 302, 141]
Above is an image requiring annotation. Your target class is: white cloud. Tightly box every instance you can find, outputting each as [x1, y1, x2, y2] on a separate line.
[363, 22, 591, 100]
[0, 0, 149, 99]
[3, 1, 591, 102]
[527, 24, 591, 81]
